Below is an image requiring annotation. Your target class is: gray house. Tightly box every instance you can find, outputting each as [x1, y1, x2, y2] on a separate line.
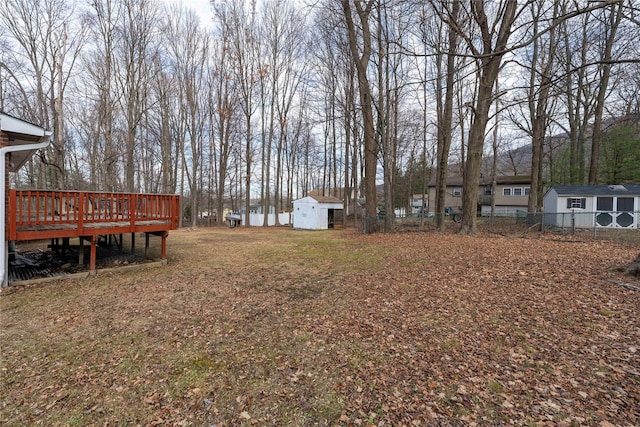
[543, 184, 640, 229]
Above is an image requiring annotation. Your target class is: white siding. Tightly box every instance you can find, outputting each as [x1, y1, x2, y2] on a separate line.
[248, 213, 291, 226]
[542, 188, 558, 212]
[293, 197, 320, 230]
[292, 196, 343, 230]
[543, 187, 640, 229]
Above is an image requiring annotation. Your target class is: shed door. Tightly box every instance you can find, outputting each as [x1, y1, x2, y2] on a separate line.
[616, 197, 635, 228]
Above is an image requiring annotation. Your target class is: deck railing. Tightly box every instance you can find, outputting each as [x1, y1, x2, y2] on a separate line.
[8, 190, 180, 240]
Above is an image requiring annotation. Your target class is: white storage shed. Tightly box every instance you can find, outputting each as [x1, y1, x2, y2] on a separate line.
[543, 184, 640, 229]
[292, 196, 344, 230]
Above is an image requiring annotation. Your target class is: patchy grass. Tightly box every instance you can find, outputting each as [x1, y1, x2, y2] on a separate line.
[1, 227, 639, 426]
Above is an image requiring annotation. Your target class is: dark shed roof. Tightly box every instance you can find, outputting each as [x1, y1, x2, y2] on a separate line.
[552, 184, 640, 196]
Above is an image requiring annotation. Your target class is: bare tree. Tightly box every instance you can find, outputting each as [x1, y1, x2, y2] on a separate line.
[376, 1, 406, 232]
[165, 6, 210, 227]
[83, 0, 123, 191]
[149, 66, 179, 194]
[210, 7, 242, 226]
[221, 0, 260, 227]
[3, 0, 637, 234]
[270, 1, 308, 223]
[311, 4, 347, 202]
[444, 0, 518, 235]
[341, 0, 378, 233]
[557, 3, 597, 185]
[525, 0, 559, 212]
[0, 0, 84, 189]
[588, 0, 624, 184]
[116, 0, 160, 192]
[431, 0, 460, 231]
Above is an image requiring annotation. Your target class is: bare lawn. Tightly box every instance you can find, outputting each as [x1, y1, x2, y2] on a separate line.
[1, 228, 639, 426]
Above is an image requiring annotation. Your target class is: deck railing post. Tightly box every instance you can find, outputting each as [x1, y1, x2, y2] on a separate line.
[78, 192, 84, 234]
[35, 191, 40, 225]
[131, 193, 136, 228]
[173, 196, 180, 229]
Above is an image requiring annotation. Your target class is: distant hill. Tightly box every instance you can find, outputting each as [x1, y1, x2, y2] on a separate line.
[481, 144, 532, 177]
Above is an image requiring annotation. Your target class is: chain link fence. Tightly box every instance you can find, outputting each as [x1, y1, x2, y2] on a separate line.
[390, 211, 640, 245]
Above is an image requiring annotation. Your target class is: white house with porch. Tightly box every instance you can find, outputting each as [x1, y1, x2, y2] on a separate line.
[543, 184, 640, 229]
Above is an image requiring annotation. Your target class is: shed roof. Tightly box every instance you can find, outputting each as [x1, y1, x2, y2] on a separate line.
[551, 184, 640, 196]
[307, 195, 343, 204]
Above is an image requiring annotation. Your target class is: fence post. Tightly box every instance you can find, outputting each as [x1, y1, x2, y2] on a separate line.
[571, 210, 575, 235]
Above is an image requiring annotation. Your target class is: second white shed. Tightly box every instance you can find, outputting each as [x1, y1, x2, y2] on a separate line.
[292, 196, 344, 230]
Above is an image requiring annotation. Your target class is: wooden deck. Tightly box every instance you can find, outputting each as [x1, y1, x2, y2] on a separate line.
[8, 190, 180, 273]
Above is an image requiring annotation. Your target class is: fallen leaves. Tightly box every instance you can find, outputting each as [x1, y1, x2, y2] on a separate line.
[1, 228, 638, 425]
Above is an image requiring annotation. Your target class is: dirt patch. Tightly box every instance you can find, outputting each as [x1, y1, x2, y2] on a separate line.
[1, 227, 638, 426]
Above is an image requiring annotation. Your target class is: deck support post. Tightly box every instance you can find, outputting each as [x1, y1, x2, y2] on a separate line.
[63, 237, 69, 257]
[144, 233, 150, 258]
[79, 237, 84, 266]
[89, 235, 97, 274]
[131, 232, 135, 254]
[161, 231, 168, 260]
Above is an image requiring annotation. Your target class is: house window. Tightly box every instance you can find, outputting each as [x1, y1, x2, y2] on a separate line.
[484, 186, 493, 195]
[524, 187, 530, 196]
[453, 187, 461, 196]
[567, 198, 586, 209]
[513, 188, 522, 196]
[597, 197, 613, 211]
[503, 188, 511, 196]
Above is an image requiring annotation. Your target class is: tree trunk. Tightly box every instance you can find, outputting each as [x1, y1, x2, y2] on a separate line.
[527, 1, 558, 213]
[341, 0, 378, 233]
[435, 0, 459, 232]
[588, 2, 623, 184]
[459, 0, 517, 235]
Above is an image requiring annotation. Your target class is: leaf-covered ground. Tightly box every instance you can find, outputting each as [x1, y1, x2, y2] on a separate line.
[1, 228, 638, 426]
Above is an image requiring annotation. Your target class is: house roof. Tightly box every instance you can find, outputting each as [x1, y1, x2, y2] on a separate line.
[0, 112, 52, 171]
[1, 112, 49, 136]
[427, 175, 531, 187]
[551, 184, 640, 196]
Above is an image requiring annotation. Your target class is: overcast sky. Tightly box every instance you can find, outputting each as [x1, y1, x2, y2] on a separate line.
[164, 0, 214, 26]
